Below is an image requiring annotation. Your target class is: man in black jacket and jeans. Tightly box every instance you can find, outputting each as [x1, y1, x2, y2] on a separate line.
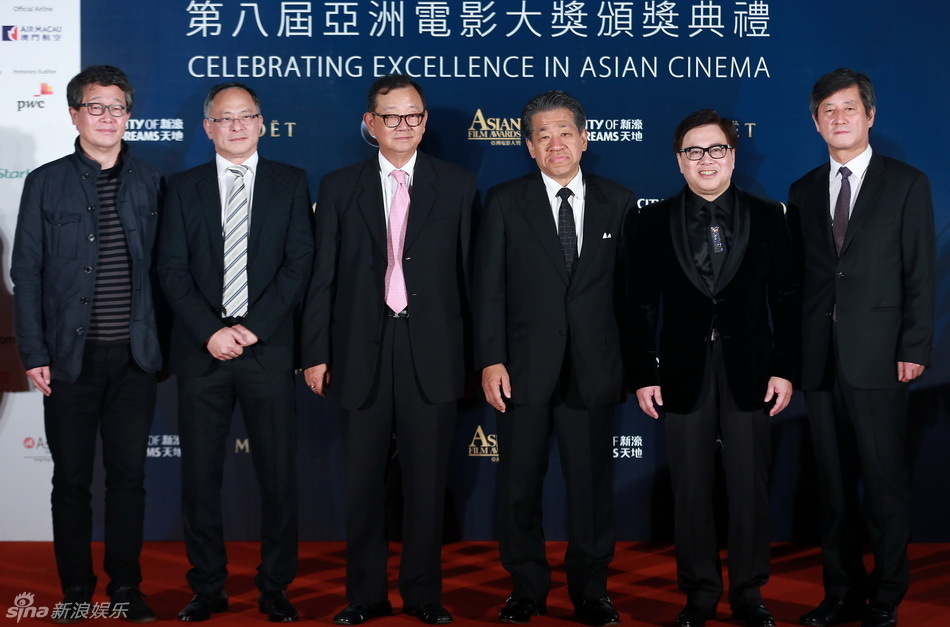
[12, 65, 164, 624]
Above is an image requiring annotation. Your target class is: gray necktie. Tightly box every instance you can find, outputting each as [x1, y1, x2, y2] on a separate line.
[557, 187, 578, 274]
[223, 164, 249, 318]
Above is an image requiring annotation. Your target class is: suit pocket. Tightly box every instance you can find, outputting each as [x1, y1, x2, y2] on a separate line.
[45, 211, 81, 259]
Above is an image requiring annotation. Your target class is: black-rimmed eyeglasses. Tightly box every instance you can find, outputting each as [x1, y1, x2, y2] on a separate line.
[678, 144, 732, 160]
[206, 113, 261, 125]
[371, 111, 426, 128]
[78, 103, 128, 117]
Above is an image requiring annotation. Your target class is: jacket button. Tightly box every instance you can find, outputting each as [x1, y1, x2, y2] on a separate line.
[83, 266, 92, 273]
[76, 327, 85, 335]
[835, 272, 844, 279]
[88, 234, 95, 242]
[825, 312, 832, 317]
[87, 206, 94, 212]
[80, 297, 89, 304]
[372, 338, 379, 344]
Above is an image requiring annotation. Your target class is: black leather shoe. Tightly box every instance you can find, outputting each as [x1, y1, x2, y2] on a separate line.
[110, 587, 157, 623]
[498, 596, 546, 623]
[574, 597, 620, 626]
[52, 586, 94, 624]
[259, 591, 299, 622]
[333, 601, 394, 625]
[862, 604, 897, 627]
[404, 604, 453, 624]
[178, 592, 228, 622]
[732, 604, 776, 627]
[800, 598, 866, 626]
[675, 606, 716, 627]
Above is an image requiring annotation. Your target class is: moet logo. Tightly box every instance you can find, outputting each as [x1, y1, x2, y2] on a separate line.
[468, 425, 498, 461]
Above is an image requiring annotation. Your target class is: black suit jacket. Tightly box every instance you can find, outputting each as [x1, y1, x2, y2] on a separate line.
[788, 152, 935, 390]
[158, 157, 313, 376]
[475, 172, 635, 409]
[301, 151, 478, 410]
[626, 185, 799, 414]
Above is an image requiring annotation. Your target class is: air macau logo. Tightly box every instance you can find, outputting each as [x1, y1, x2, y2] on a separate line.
[468, 425, 498, 461]
[467, 109, 521, 146]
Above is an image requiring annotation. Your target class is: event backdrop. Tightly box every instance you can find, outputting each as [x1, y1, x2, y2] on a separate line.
[0, 0, 947, 543]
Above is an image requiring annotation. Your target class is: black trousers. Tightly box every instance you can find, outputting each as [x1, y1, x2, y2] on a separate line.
[495, 352, 615, 606]
[338, 316, 456, 607]
[805, 344, 910, 607]
[177, 356, 298, 594]
[44, 341, 156, 594]
[664, 341, 771, 611]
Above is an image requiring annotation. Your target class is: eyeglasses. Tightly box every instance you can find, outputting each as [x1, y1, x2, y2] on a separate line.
[371, 111, 426, 128]
[678, 144, 732, 160]
[78, 102, 128, 117]
[206, 113, 261, 125]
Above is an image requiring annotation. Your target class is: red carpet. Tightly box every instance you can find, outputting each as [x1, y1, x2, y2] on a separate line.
[1, 542, 947, 625]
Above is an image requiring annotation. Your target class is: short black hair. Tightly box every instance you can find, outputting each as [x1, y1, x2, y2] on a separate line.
[67, 65, 134, 112]
[366, 74, 426, 112]
[203, 82, 262, 117]
[809, 67, 876, 118]
[521, 90, 586, 141]
[672, 108, 738, 154]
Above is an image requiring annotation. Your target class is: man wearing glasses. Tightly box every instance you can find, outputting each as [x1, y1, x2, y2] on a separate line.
[158, 82, 312, 622]
[301, 74, 478, 625]
[624, 109, 799, 627]
[12, 65, 163, 622]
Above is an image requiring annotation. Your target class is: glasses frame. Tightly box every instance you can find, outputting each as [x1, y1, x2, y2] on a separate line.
[678, 144, 733, 161]
[78, 102, 129, 117]
[205, 113, 262, 125]
[370, 111, 427, 128]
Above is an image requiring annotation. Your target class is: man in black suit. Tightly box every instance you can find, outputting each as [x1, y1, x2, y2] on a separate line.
[475, 90, 634, 627]
[788, 69, 935, 627]
[301, 74, 477, 626]
[626, 109, 799, 627]
[158, 82, 312, 622]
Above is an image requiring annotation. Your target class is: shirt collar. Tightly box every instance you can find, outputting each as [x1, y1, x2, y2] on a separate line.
[540, 167, 584, 201]
[830, 144, 872, 182]
[215, 151, 259, 177]
[378, 151, 418, 180]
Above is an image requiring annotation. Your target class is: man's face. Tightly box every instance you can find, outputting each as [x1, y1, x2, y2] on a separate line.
[525, 107, 588, 186]
[363, 86, 426, 165]
[676, 123, 735, 201]
[812, 85, 874, 161]
[202, 86, 262, 164]
[69, 83, 129, 154]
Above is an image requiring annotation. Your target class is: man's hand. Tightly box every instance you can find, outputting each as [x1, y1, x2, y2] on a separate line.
[206, 327, 247, 360]
[231, 324, 259, 347]
[26, 366, 52, 396]
[304, 364, 331, 396]
[897, 361, 925, 383]
[482, 363, 511, 412]
[636, 386, 663, 419]
[764, 376, 793, 416]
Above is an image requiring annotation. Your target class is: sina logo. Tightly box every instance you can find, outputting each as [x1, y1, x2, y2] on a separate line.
[6, 592, 50, 622]
[2, 26, 19, 41]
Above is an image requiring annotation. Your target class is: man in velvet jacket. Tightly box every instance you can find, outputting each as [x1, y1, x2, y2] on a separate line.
[476, 90, 635, 627]
[301, 74, 477, 626]
[158, 82, 312, 622]
[625, 109, 799, 627]
[788, 69, 935, 627]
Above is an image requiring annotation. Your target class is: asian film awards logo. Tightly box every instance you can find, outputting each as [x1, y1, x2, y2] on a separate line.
[5, 591, 129, 623]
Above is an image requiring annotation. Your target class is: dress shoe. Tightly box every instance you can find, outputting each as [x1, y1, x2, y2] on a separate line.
[178, 592, 228, 622]
[498, 595, 546, 623]
[675, 606, 716, 627]
[110, 586, 156, 623]
[732, 603, 776, 627]
[404, 603, 453, 624]
[52, 586, 94, 624]
[800, 598, 866, 626]
[574, 597, 620, 626]
[333, 601, 394, 625]
[259, 591, 299, 622]
[862, 604, 897, 627]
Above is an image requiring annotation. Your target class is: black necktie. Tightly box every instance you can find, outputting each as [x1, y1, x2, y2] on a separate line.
[833, 166, 852, 256]
[557, 187, 577, 274]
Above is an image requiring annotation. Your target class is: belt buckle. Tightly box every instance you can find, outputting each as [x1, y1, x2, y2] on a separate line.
[709, 328, 720, 342]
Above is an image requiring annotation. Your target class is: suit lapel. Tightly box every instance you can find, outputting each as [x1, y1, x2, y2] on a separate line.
[715, 189, 749, 294]
[570, 176, 610, 286]
[669, 189, 709, 296]
[518, 174, 570, 284]
[839, 154, 885, 257]
[806, 163, 836, 258]
[404, 153, 437, 253]
[248, 158, 273, 260]
[197, 162, 224, 273]
[355, 158, 387, 256]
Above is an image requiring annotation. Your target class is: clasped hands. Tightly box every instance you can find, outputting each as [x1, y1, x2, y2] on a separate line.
[207, 324, 258, 360]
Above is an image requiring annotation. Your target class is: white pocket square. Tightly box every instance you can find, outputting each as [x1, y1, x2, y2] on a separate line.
[602, 232, 612, 239]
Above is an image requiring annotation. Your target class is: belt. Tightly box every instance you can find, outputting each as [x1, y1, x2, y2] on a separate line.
[387, 309, 409, 319]
[709, 328, 720, 342]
